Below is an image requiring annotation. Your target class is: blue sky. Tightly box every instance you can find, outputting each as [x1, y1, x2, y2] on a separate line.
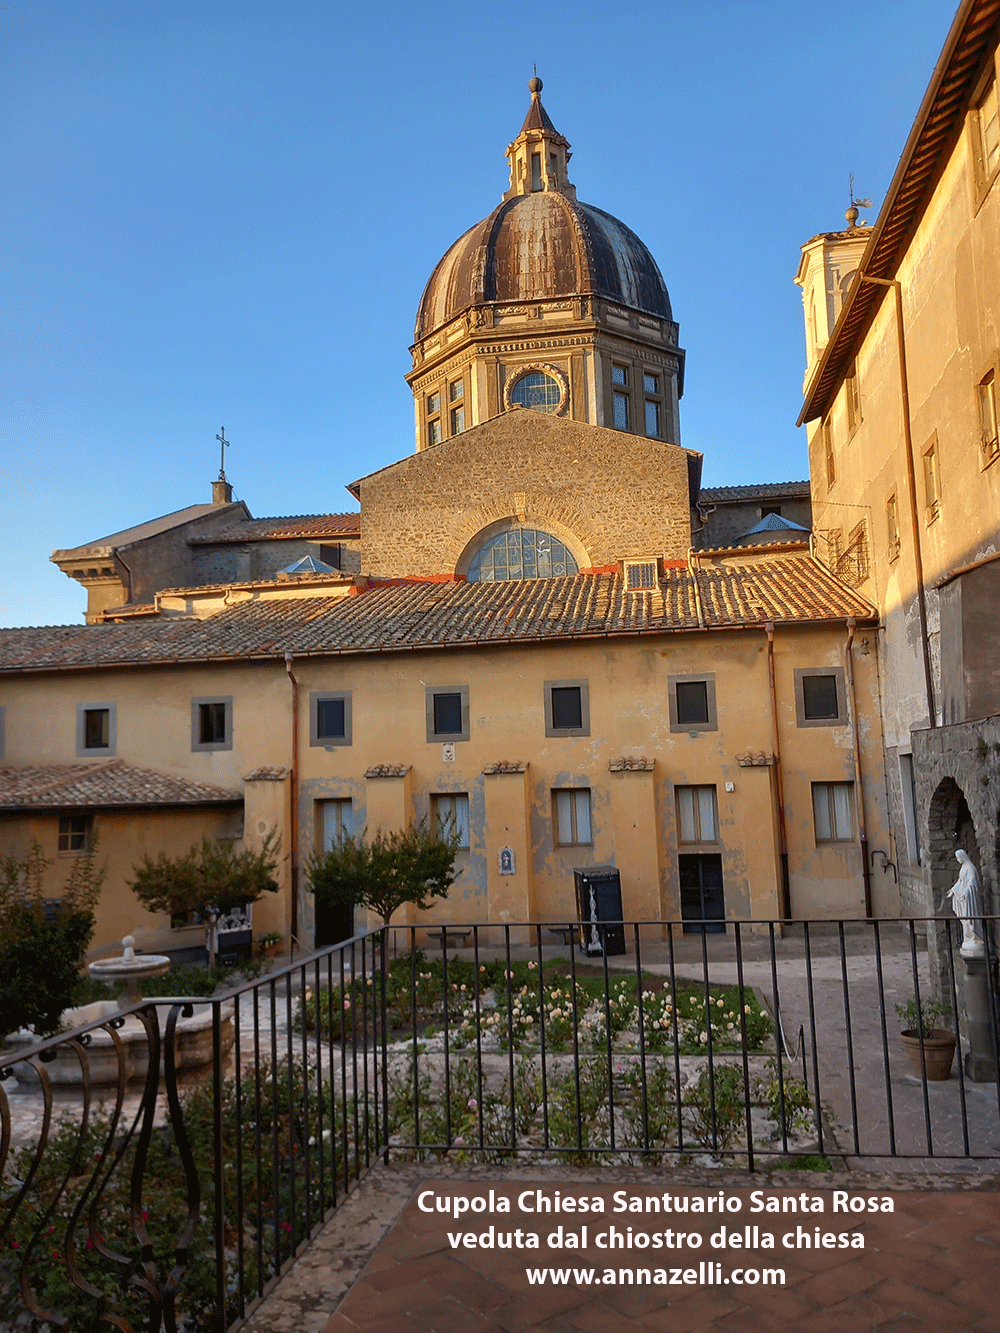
[3, 0, 960, 627]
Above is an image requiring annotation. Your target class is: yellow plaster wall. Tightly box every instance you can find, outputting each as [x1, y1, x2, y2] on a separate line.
[0, 617, 889, 940]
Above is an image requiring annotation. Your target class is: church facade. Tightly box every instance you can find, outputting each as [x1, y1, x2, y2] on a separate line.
[1, 81, 903, 956]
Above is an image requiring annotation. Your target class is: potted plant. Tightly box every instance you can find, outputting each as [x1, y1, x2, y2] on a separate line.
[895, 997, 956, 1080]
[258, 930, 283, 960]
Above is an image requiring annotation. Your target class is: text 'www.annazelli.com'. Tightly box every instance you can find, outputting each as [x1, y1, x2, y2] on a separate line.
[525, 1262, 785, 1287]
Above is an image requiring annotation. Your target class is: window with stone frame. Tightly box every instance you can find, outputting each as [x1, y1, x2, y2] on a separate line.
[972, 74, 999, 201]
[922, 436, 941, 522]
[643, 371, 662, 438]
[886, 492, 901, 561]
[427, 391, 442, 445]
[978, 366, 998, 467]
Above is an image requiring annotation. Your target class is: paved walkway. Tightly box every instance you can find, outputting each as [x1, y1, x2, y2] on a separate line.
[241, 1162, 1000, 1332]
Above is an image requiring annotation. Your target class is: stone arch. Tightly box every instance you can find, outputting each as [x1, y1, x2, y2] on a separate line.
[926, 777, 982, 916]
[442, 496, 598, 576]
[454, 517, 589, 581]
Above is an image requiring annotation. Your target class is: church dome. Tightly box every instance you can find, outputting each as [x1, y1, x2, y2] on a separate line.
[414, 193, 672, 340]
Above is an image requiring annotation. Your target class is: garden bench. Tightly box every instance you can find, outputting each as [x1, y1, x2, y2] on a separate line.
[425, 928, 473, 948]
[540, 923, 580, 946]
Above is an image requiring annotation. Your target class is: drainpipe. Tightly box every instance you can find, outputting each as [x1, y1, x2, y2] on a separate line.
[284, 653, 300, 957]
[845, 618, 873, 917]
[764, 623, 791, 919]
[857, 275, 936, 728]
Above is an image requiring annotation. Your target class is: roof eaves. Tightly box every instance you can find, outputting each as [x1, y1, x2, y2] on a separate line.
[798, 0, 1000, 425]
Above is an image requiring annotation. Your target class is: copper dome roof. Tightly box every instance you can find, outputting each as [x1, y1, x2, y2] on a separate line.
[414, 191, 672, 341]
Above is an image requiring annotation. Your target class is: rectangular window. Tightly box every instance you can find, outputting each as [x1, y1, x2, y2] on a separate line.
[624, 559, 657, 590]
[553, 789, 592, 846]
[676, 681, 709, 725]
[428, 419, 442, 446]
[613, 391, 630, 430]
[794, 669, 846, 727]
[426, 686, 469, 742]
[644, 399, 660, 437]
[322, 798, 353, 849]
[823, 418, 835, 486]
[432, 793, 470, 848]
[427, 392, 440, 413]
[668, 674, 717, 732]
[802, 675, 839, 720]
[58, 815, 91, 853]
[886, 492, 901, 560]
[531, 152, 542, 191]
[427, 391, 442, 447]
[979, 368, 998, 467]
[319, 544, 341, 569]
[812, 782, 854, 842]
[311, 691, 352, 747]
[898, 754, 921, 864]
[976, 77, 999, 182]
[451, 405, 466, 434]
[85, 709, 109, 749]
[191, 696, 232, 751]
[846, 363, 862, 432]
[922, 438, 940, 521]
[544, 679, 590, 737]
[76, 701, 116, 757]
[676, 785, 718, 844]
[643, 373, 658, 394]
[611, 364, 628, 386]
[449, 379, 464, 402]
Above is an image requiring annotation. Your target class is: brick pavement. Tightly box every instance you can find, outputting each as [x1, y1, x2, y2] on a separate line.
[241, 1163, 1000, 1333]
[320, 1180, 999, 1331]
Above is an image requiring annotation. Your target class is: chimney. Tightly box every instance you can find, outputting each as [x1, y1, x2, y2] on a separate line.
[212, 478, 233, 505]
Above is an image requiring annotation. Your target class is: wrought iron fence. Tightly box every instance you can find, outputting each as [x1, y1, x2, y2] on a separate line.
[2, 916, 998, 1330]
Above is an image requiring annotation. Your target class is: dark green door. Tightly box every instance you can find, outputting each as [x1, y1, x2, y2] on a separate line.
[679, 854, 725, 933]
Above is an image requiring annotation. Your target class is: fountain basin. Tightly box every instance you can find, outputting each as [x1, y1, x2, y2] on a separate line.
[3, 1000, 236, 1085]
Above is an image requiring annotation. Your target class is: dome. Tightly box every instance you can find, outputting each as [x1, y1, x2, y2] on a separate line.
[415, 192, 672, 341]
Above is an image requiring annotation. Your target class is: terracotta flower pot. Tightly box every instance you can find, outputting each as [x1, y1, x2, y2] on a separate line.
[900, 1028, 956, 1080]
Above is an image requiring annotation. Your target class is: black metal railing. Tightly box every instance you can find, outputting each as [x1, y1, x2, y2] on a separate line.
[2, 916, 998, 1330]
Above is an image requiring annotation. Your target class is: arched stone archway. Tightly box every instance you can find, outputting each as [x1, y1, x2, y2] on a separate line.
[926, 777, 982, 915]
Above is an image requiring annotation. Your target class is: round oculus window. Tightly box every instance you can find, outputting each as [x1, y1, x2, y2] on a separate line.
[507, 367, 566, 414]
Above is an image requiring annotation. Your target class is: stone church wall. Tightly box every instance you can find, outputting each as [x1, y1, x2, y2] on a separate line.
[356, 411, 693, 579]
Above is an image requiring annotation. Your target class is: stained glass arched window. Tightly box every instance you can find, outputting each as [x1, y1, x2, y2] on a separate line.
[466, 528, 579, 582]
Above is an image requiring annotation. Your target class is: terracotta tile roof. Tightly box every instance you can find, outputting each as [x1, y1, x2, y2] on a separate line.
[698, 481, 810, 502]
[482, 761, 528, 774]
[0, 561, 877, 675]
[188, 514, 361, 544]
[364, 765, 410, 779]
[0, 761, 243, 809]
[608, 757, 655, 771]
[244, 767, 287, 782]
[50, 504, 229, 558]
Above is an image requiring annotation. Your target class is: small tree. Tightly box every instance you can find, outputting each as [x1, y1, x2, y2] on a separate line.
[0, 839, 105, 1039]
[307, 819, 460, 927]
[129, 833, 281, 970]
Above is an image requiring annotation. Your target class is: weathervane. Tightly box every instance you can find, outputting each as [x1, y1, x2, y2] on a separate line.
[215, 427, 230, 481]
[846, 174, 873, 227]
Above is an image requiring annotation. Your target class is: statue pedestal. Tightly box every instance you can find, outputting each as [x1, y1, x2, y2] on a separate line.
[961, 957, 998, 1083]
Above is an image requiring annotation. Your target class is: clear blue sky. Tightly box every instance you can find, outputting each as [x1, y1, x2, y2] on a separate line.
[2, 0, 959, 627]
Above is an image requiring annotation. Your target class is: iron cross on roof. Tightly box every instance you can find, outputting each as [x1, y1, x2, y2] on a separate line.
[216, 427, 230, 480]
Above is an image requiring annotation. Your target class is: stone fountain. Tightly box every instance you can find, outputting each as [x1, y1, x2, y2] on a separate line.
[4, 935, 235, 1085]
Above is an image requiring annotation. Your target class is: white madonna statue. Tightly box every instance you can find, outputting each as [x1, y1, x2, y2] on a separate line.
[947, 849, 985, 959]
